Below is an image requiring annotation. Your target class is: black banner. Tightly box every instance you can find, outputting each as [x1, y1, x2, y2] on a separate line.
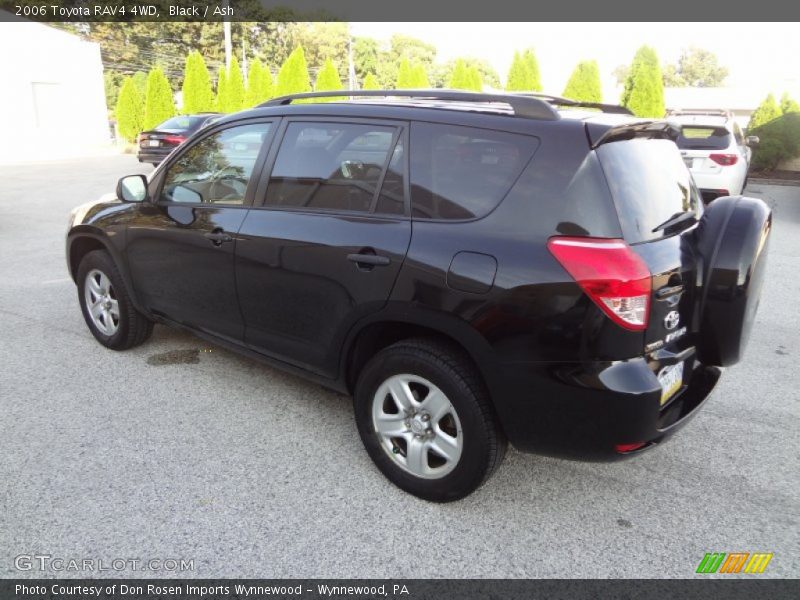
[2, 579, 799, 600]
[1, 0, 799, 22]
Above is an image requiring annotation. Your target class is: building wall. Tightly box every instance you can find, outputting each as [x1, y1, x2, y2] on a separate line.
[0, 18, 110, 163]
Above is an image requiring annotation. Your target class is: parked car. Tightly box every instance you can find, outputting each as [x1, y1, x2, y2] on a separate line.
[667, 109, 759, 203]
[67, 91, 772, 501]
[137, 113, 220, 166]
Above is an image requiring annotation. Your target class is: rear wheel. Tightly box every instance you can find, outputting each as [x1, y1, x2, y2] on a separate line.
[354, 338, 506, 502]
[77, 250, 153, 350]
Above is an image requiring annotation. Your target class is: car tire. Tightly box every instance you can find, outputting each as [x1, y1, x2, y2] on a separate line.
[77, 250, 153, 350]
[354, 337, 506, 502]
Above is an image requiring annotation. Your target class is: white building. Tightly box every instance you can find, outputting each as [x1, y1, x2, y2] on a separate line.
[0, 13, 110, 163]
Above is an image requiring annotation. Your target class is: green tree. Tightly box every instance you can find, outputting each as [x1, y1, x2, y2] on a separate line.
[396, 56, 415, 89]
[274, 46, 312, 98]
[748, 94, 781, 129]
[225, 56, 246, 112]
[361, 72, 380, 90]
[245, 58, 270, 107]
[562, 60, 602, 102]
[522, 49, 542, 92]
[780, 92, 800, 114]
[215, 68, 229, 112]
[662, 47, 728, 87]
[467, 66, 482, 92]
[432, 58, 499, 89]
[505, 52, 528, 91]
[314, 58, 344, 101]
[412, 63, 430, 88]
[143, 67, 176, 130]
[115, 76, 144, 143]
[182, 51, 215, 114]
[353, 37, 379, 83]
[620, 46, 665, 117]
[448, 59, 470, 90]
[104, 71, 125, 115]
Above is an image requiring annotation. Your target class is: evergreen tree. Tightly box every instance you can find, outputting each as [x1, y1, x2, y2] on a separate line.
[314, 58, 344, 101]
[143, 67, 176, 130]
[245, 58, 269, 107]
[505, 52, 529, 91]
[226, 56, 246, 112]
[396, 56, 415, 89]
[620, 46, 665, 118]
[115, 76, 144, 143]
[215, 67, 229, 112]
[749, 94, 781, 129]
[448, 59, 470, 89]
[181, 51, 215, 114]
[780, 92, 800, 114]
[562, 60, 602, 102]
[260, 66, 274, 102]
[274, 46, 312, 98]
[522, 49, 542, 91]
[131, 71, 147, 97]
[412, 63, 430, 88]
[467, 65, 482, 92]
[362, 72, 380, 90]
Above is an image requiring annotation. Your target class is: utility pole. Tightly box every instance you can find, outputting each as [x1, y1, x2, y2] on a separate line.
[223, 0, 232, 69]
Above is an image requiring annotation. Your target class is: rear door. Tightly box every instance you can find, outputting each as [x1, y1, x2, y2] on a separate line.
[596, 138, 702, 357]
[675, 124, 735, 177]
[235, 118, 411, 377]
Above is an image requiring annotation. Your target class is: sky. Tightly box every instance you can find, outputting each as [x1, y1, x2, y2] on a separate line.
[350, 22, 800, 99]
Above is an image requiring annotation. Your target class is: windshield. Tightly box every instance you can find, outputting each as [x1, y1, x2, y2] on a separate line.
[676, 126, 731, 150]
[155, 116, 205, 131]
[596, 139, 701, 244]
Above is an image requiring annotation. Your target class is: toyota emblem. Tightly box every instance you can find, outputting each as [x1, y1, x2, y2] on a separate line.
[664, 311, 680, 330]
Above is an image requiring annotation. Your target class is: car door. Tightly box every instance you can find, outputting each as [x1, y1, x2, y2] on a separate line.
[126, 119, 276, 342]
[235, 118, 411, 377]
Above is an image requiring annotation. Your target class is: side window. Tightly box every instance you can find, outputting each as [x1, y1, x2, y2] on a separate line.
[410, 123, 539, 220]
[160, 122, 271, 205]
[265, 122, 403, 214]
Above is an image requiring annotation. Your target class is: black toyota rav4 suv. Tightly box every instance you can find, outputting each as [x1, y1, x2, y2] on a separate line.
[67, 91, 771, 501]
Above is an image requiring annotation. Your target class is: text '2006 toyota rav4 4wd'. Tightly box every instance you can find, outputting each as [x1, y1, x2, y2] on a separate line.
[67, 90, 772, 501]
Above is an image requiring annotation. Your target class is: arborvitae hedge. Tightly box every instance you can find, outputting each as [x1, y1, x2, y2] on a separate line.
[116, 76, 144, 142]
[314, 58, 344, 100]
[395, 57, 414, 89]
[749, 94, 781, 130]
[562, 60, 602, 103]
[361, 72, 380, 90]
[226, 56, 245, 112]
[181, 51, 215, 114]
[142, 67, 176, 130]
[620, 46, 664, 118]
[274, 46, 312, 98]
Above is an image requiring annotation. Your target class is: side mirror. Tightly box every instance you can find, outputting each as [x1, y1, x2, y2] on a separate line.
[746, 136, 760, 147]
[116, 174, 148, 203]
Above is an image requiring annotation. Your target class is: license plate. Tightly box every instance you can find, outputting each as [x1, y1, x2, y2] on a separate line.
[148, 139, 160, 147]
[683, 158, 693, 168]
[658, 362, 684, 406]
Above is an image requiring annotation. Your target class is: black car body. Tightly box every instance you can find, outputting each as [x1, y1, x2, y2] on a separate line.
[137, 113, 220, 165]
[68, 91, 771, 501]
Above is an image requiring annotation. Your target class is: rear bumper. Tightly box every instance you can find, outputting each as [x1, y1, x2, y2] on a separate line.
[137, 149, 171, 164]
[489, 348, 721, 460]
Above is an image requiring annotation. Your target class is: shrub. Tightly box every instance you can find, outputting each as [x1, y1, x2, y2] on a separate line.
[115, 76, 144, 143]
[142, 67, 176, 130]
[621, 46, 664, 118]
[396, 57, 414, 89]
[274, 46, 312, 98]
[362, 72, 380, 90]
[182, 51, 215, 114]
[750, 112, 800, 171]
[226, 56, 246, 112]
[749, 93, 781, 129]
[562, 60, 602, 103]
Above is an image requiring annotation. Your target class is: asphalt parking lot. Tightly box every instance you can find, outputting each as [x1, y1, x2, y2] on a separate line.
[0, 155, 798, 579]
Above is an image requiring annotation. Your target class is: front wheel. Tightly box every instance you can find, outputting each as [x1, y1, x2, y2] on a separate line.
[354, 338, 506, 502]
[77, 250, 153, 350]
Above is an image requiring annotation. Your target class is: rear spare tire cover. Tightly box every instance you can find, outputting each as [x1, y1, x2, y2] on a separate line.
[695, 196, 772, 367]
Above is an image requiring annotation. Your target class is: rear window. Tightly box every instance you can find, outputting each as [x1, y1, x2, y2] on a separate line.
[156, 116, 205, 131]
[676, 126, 731, 150]
[410, 123, 539, 220]
[596, 139, 700, 244]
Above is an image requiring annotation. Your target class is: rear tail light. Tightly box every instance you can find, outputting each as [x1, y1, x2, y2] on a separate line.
[547, 237, 651, 331]
[615, 442, 647, 453]
[709, 153, 738, 166]
[163, 135, 186, 145]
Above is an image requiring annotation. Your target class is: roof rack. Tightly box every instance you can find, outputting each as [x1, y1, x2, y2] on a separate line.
[518, 92, 634, 116]
[259, 89, 560, 121]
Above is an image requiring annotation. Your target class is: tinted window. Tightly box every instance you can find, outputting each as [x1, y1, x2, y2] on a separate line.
[676, 126, 731, 150]
[265, 122, 401, 214]
[597, 139, 700, 243]
[160, 122, 271, 205]
[410, 123, 538, 220]
[155, 115, 206, 131]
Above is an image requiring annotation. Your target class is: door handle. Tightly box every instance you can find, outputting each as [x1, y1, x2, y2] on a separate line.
[347, 252, 390, 268]
[204, 230, 233, 246]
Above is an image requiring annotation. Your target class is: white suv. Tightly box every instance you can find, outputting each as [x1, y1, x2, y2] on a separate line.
[667, 110, 759, 203]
